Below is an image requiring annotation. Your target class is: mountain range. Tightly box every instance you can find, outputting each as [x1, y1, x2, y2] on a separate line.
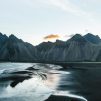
[0, 32, 101, 62]
[0, 33, 37, 61]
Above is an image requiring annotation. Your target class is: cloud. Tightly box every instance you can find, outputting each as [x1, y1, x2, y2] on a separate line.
[45, 0, 89, 16]
[25, 0, 93, 19]
[44, 34, 60, 40]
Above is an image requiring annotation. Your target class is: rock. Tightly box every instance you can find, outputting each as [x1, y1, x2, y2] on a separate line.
[26, 67, 39, 71]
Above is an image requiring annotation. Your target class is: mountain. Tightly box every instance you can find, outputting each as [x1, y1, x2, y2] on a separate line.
[84, 33, 101, 44]
[0, 34, 37, 61]
[0, 32, 8, 48]
[69, 34, 87, 43]
[37, 34, 101, 62]
[36, 41, 53, 60]
[0, 32, 101, 62]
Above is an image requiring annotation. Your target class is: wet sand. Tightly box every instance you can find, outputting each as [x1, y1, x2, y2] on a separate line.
[45, 95, 83, 101]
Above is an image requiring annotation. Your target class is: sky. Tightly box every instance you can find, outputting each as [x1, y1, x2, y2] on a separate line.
[0, 0, 101, 45]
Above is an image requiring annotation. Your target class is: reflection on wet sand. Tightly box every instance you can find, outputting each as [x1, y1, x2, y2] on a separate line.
[44, 72, 60, 89]
[45, 70, 87, 101]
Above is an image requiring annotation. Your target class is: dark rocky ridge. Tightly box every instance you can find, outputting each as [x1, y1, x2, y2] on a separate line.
[37, 33, 101, 62]
[84, 33, 101, 44]
[0, 32, 101, 62]
[0, 33, 37, 61]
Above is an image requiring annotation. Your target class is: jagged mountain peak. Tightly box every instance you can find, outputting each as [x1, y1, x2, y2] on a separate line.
[0, 32, 5, 36]
[9, 34, 22, 42]
[0, 32, 8, 44]
[84, 33, 100, 38]
[71, 34, 82, 39]
[69, 34, 87, 43]
[0, 32, 3, 35]
[84, 33, 101, 44]
[85, 33, 93, 36]
[9, 34, 18, 39]
[0, 32, 8, 38]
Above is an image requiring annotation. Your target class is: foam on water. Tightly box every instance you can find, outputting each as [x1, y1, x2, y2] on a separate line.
[54, 91, 87, 101]
[0, 69, 6, 74]
[0, 75, 54, 101]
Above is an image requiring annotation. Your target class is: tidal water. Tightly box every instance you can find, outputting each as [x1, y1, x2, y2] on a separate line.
[0, 63, 101, 101]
